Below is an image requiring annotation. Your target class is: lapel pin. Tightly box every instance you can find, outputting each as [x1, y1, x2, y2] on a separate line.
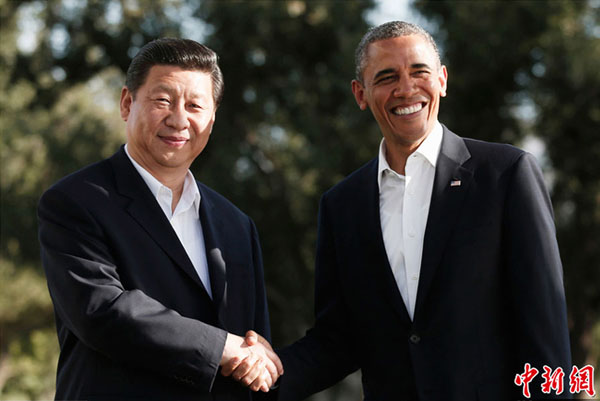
[450, 180, 461, 187]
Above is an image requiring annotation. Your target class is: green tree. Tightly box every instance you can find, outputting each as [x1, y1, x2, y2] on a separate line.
[530, 1, 600, 369]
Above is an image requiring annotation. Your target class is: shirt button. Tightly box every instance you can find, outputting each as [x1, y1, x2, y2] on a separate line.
[409, 334, 421, 344]
[408, 229, 416, 238]
[411, 275, 418, 281]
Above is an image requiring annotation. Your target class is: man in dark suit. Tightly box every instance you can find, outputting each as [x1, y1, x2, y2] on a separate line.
[231, 21, 572, 400]
[38, 38, 282, 400]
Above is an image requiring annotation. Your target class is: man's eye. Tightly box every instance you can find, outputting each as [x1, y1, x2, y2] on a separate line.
[376, 76, 395, 84]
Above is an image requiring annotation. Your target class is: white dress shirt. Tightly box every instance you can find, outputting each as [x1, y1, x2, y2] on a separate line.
[378, 122, 443, 320]
[125, 144, 212, 299]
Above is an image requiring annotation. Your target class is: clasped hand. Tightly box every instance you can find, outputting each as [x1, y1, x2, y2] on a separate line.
[220, 331, 283, 392]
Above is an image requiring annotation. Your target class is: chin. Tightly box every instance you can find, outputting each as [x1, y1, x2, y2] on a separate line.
[391, 128, 426, 142]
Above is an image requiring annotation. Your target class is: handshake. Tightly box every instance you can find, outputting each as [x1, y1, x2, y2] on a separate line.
[220, 330, 284, 392]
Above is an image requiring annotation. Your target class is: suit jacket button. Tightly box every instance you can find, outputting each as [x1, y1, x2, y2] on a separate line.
[409, 334, 421, 344]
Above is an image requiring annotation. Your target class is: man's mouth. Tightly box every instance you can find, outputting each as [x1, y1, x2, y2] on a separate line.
[391, 102, 425, 116]
[159, 136, 188, 146]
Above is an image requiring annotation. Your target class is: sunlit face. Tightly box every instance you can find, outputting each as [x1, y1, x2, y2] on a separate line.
[120, 65, 216, 178]
[352, 35, 447, 150]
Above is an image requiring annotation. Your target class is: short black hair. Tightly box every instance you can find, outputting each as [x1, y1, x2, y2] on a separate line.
[125, 38, 224, 106]
[355, 21, 441, 83]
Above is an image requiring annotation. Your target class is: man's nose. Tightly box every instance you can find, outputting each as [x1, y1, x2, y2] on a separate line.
[165, 104, 190, 130]
[392, 76, 417, 98]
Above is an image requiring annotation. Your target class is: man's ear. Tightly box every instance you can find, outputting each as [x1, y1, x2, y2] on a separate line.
[351, 80, 368, 111]
[120, 87, 133, 121]
[439, 65, 448, 97]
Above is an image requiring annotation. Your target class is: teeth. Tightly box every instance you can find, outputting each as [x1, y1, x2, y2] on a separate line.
[392, 103, 423, 116]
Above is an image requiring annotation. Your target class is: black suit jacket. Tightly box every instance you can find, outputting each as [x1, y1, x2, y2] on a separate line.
[38, 146, 271, 401]
[278, 126, 571, 400]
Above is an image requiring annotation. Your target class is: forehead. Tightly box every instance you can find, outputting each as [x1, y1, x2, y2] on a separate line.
[142, 65, 212, 95]
[364, 35, 437, 70]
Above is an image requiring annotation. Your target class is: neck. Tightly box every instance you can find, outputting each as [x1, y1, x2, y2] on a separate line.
[127, 147, 188, 212]
[147, 169, 186, 213]
[384, 138, 425, 176]
[164, 176, 185, 213]
[158, 173, 186, 213]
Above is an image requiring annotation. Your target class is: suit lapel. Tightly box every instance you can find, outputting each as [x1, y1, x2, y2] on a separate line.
[359, 159, 413, 325]
[109, 147, 212, 300]
[414, 127, 473, 322]
[197, 185, 228, 327]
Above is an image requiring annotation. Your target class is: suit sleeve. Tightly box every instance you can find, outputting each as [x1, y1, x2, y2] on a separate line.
[38, 187, 227, 391]
[503, 152, 572, 397]
[277, 195, 359, 401]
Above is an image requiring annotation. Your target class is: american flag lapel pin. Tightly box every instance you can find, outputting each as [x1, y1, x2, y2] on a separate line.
[450, 179, 461, 187]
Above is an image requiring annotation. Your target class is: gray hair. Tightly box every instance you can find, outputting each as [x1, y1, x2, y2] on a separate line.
[354, 21, 441, 83]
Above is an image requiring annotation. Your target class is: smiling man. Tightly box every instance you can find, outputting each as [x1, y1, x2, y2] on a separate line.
[230, 21, 571, 400]
[351, 33, 447, 176]
[38, 38, 282, 400]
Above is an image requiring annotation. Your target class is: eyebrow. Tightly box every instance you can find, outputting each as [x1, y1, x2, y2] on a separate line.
[373, 68, 396, 81]
[411, 63, 433, 70]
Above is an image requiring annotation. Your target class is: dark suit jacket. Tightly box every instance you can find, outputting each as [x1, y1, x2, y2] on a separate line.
[278, 126, 571, 401]
[38, 146, 271, 401]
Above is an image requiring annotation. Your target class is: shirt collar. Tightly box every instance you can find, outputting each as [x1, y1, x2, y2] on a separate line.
[377, 121, 444, 190]
[124, 144, 201, 216]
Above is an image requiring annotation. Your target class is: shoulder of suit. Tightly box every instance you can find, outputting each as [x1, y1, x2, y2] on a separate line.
[323, 157, 377, 200]
[461, 136, 529, 167]
[441, 125, 525, 161]
[462, 136, 522, 154]
[45, 157, 113, 194]
[38, 157, 116, 215]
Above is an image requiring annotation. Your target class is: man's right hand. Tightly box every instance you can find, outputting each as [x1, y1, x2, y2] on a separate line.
[220, 332, 283, 392]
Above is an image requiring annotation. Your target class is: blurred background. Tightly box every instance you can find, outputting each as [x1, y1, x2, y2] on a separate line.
[0, 0, 598, 399]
